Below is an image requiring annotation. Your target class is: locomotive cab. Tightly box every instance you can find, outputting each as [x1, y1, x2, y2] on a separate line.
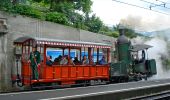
[130, 44, 157, 77]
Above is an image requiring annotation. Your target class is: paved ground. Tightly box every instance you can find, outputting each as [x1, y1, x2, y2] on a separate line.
[0, 78, 170, 100]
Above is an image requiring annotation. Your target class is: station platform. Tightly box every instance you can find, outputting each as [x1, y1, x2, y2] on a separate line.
[1, 78, 170, 100]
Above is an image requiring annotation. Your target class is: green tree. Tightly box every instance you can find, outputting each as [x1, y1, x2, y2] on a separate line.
[85, 14, 103, 33]
[74, 0, 92, 14]
[30, 0, 93, 30]
[0, 0, 12, 10]
[0, 0, 142, 38]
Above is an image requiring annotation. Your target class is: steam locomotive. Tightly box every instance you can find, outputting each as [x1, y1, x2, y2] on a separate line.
[13, 27, 157, 89]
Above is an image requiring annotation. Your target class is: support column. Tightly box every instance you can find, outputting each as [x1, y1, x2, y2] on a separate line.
[88, 48, 92, 64]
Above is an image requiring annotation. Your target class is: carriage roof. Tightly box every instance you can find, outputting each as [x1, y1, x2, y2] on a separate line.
[14, 36, 112, 48]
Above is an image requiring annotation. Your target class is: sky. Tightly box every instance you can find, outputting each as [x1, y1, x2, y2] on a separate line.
[91, 0, 170, 32]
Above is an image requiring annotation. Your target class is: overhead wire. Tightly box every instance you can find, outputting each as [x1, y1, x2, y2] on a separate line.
[112, 0, 170, 15]
[139, 0, 170, 10]
[156, 0, 170, 5]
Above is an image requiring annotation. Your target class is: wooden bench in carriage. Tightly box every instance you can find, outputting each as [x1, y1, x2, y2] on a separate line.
[13, 36, 112, 87]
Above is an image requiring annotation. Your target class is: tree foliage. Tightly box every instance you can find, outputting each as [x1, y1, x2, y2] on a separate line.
[0, 0, 141, 38]
[85, 15, 103, 33]
[45, 12, 69, 25]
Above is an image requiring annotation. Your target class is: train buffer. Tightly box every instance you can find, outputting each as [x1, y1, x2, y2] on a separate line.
[1, 78, 170, 100]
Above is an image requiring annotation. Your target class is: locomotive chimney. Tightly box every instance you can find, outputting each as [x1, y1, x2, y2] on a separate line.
[116, 24, 131, 64]
[117, 25, 129, 44]
[119, 28, 125, 36]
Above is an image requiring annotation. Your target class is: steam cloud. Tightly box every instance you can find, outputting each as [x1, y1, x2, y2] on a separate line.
[132, 36, 170, 79]
[120, 15, 170, 32]
[146, 37, 170, 79]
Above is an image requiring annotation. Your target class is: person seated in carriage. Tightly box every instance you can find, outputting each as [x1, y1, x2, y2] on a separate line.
[69, 56, 75, 65]
[73, 57, 80, 64]
[46, 56, 53, 66]
[54, 55, 62, 63]
[53, 55, 62, 65]
[89, 56, 95, 65]
[82, 55, 89, 65]
[99, 56, 107, 65]
[60, 55, 68, 65]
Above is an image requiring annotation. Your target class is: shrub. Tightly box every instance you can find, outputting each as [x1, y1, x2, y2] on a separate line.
[13, 4, 43, 19]
[45, 12, 69, 25]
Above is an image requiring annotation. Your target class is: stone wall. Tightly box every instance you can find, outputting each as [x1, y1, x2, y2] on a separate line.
[0, 11, 115, 92]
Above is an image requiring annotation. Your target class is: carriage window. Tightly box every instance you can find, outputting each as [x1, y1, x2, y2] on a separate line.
[26, 46, 29, 54]
[23, 45, 25, 54]
[69, 49, 77, 60]
[22, 43, 30, 62]
[64, 49, 68, 55]
[102, 48, 108, 62]
[99, 48, 104, 61]
[40, 44, 44, 54]
[37, 46, 41, 53]
[95, 48, 108, 65]
[81, 47, 88, 59]
[91, 48, 97, 62]
[30, 46, 32, 52]
[46, 48, 62, 61]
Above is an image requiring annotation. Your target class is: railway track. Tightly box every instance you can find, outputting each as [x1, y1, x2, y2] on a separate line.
[130, 91, 170, 100]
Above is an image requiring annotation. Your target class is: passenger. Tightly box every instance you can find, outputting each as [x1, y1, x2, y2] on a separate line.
[99, 56, 107, 65]
[46, 56, 53, 66]
[73, 57, 80, 64]
[89, 56, 95, 65]
[54, 55, 62, 63]
[82, 55, 89, 65]
[69, 57, 75, 65]
[60, 55, 68, 65]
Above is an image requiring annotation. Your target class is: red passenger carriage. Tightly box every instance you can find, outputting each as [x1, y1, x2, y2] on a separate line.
[13, 37, 112, 87]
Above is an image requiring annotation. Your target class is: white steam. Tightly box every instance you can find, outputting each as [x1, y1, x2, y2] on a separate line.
[132, 36, 170, 79]
[146, 37, 170, 79]
[120, 15, 170, 32]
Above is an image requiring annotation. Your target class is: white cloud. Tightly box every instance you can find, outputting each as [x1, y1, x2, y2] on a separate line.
[91, 0, 170, 31]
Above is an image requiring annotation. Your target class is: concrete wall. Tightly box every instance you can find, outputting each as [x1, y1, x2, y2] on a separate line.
[0, 11, 115, 92]
[80, 30, 115, 43]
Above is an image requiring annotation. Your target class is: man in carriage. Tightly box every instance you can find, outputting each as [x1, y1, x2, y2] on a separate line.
[29, 45, 41, 80]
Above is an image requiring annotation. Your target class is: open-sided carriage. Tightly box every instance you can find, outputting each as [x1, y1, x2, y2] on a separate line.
[13, 37, 112, 87]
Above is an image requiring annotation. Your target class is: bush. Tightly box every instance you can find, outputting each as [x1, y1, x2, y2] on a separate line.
[0, 1, 14, 12]
[13, 4, 43, 19]
[45, 12, 69, 25]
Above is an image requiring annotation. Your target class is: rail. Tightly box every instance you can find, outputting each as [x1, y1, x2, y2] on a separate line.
[129, 91, 170, 100]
